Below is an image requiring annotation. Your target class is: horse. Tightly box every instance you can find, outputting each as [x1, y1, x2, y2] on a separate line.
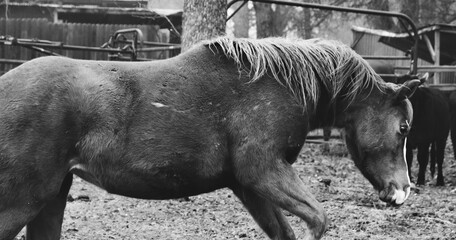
[449, 90, 456, 160]
[395, 74, 450, 186]
[0, 37, 421, 240]
[446, 61, 456, 166]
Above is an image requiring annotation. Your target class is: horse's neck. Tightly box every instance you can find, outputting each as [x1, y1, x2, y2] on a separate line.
[310, 86, 375, 130]
[309, 86, 340, 129]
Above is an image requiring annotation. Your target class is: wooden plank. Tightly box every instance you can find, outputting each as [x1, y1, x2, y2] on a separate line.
[12, 19, 21, 62]
[97, 24, 106, 60]
[82, 24, 89, 59]
[29, 19, 40, 59]
[67, 23, 75, 58]
[89, 24, 97, 60]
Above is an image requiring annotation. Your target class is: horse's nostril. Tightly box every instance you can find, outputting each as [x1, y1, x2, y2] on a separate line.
[390, 201, 404, 207]
[378, 189, 388, 200]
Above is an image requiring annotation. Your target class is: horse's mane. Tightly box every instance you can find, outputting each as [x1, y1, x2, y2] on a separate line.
[204, 37, 389, 108]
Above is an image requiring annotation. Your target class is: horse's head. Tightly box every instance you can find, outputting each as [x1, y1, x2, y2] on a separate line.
[341, 78, 423, 206]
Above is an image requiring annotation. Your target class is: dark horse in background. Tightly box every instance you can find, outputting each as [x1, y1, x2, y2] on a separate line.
[398, 75, 450, 186]
[0, 37, 421, 240]
[445, 61, 456, 168]
[369, 59, 450, 186]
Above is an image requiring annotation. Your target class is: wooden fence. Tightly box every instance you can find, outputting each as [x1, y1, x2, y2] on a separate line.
[1, 18, 173, 74]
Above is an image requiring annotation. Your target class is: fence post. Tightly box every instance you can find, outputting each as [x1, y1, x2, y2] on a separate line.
[434, 29, 440, 84]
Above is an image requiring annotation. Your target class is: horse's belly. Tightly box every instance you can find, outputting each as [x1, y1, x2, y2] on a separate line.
[69, 158, 230, 200]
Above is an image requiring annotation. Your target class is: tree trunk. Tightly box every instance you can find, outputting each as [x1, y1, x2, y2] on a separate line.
[303, 8, 312, 39]
[231, 2, 249, 38]
[253, 3, 274, 38]
[254, 3, 290, 38]
[181, 0, 226, 52]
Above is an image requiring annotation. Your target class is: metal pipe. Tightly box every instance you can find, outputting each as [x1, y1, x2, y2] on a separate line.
[360, 55, 410, 60]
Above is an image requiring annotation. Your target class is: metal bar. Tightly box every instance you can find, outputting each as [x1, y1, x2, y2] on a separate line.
[395, 65, 456, 72]
[127, 40, 180, 47]
[226, 0, 420, 74]
[361, 55, 410, 60]
[136, 46, 181, 52]
[227, 0, 248, 21]
[0, 58, 27, 64]
[0, 40, 134, 53]
[22, 45, 63, 56]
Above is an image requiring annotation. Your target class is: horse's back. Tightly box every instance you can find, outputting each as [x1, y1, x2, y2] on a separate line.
[0, 54, 232, 198]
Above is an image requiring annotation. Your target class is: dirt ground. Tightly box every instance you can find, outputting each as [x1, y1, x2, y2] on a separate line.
[16, 138, 456, 240]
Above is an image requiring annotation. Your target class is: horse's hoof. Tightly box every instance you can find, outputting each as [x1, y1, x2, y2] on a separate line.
[436, 179, 445, 186]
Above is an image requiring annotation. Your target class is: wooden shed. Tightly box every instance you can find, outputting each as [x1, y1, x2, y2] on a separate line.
[352, 24, 456, 88]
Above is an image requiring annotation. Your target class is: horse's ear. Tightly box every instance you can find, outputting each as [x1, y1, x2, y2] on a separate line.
[419, 72, 430, 82]
[394, 77, 425, 102]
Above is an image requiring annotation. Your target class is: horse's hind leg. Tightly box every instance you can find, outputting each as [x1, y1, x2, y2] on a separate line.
[231, 184, 296, 240]
[234, 156, 327, 239]
[416, 144, 430, 185]
[26, 174, 73, 240]
[435, 140, 446, 186]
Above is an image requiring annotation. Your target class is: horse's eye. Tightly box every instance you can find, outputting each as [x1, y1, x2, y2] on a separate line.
[399, 122, 409, 135]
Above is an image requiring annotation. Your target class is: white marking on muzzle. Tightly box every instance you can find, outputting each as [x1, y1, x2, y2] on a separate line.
[392, 187, 410, 205]
[395, 137, 411, 205]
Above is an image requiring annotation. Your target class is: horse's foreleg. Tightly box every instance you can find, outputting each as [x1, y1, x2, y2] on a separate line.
[416, 144, 430, 186]
[234, 158, 327, 240]
[231, 184, 296, 240]
[0, 192, 49, 240]
[26, 174, 73, 240]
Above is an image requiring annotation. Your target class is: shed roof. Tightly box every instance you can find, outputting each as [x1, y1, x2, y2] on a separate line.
[352, 24, 456, 65]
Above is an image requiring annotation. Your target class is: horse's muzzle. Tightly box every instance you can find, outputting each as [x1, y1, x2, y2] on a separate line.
[378, 183, 411, 206]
